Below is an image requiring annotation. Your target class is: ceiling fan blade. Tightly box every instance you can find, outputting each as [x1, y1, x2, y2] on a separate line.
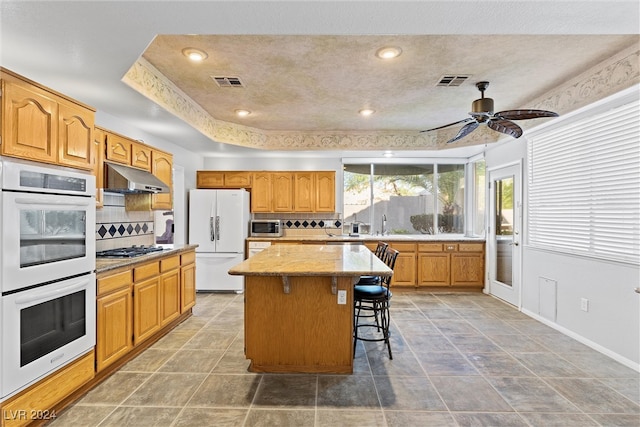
[494, 109, 559, 120]
[420, 117, 474, 133]
[488, 119, 523, 138]
[447, 121, 479, 144]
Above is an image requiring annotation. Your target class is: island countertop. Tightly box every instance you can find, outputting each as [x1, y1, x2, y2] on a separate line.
[228, 243, 392, 277]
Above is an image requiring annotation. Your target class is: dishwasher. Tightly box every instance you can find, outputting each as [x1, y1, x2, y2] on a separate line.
[248, 241, 272, 257]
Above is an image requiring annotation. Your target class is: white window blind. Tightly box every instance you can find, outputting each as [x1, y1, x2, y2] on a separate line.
[528, 100, 640, 265]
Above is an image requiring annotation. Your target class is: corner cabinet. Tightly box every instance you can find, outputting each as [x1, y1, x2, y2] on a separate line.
[1, 68, 95, 171]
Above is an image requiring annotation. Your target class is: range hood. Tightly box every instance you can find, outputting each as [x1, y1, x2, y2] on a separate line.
[104, 162, 170, 194]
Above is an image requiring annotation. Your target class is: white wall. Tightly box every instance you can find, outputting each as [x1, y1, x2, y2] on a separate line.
[485, 112, 640, 369]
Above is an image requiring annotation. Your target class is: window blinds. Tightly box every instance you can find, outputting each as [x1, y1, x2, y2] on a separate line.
[527, 100, 640, 265]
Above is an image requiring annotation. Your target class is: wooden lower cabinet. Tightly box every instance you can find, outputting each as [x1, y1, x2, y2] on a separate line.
[180, 252, 196, 312]
[417, 242, 485, 288]
[160, 256, 181, 326]
[96, 286, 133, 372]
[96, 249, 196, 373]
[389, 242, 416, 287]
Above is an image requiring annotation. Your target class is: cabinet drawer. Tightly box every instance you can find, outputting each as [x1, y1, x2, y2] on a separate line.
[418, 243, 443, 252]
[161, 255, 180, 272]
[458, 243, 484, 252]
[444, 243, 458, 252]
[181, 251, 195, 265]
[389, 242, 416, 252]
[134, 261, 160, 282]
[98, 270, 132, 296]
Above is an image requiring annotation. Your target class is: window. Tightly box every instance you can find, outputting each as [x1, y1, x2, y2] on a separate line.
[472, 160, 486, 237]
[343, 162, 466, 235]
[527, 91, 640, 265]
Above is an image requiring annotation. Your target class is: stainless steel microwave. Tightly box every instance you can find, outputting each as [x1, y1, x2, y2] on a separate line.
[250, 220, 283, 237]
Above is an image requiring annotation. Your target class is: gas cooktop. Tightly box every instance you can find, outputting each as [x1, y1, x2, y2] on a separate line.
[96, 245, 164, 258]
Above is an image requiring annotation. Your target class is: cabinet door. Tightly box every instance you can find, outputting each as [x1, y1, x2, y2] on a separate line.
[315, 172, 335, 212]
[131, 141, 152, 171]
[133, 277, 161, 345]
[57, 100, 95, 170]
[451, 253, 484, 287]
[392, 251, 416, 286]
[105, 132, 131, 165]
[151, 150, 173, 210]
[1, 80, 58, 164]
[160, 269, 181, 326]
[272, 172, 293, 212]
[417, 253, 450, 286]
[197, 171, 224, 188]
[251, 172, 272, 212]
[181, 262, 196, 312]
[96, 287, 133, 372]
[293, 172, 314, 212]
[225, 172, 252, 187]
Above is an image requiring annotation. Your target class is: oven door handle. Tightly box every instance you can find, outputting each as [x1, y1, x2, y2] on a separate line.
[14, 280, 88, 307]
[14, 198, 93, 207]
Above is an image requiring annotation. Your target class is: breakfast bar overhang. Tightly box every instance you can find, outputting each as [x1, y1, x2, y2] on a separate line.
[229, 244, 392, 374]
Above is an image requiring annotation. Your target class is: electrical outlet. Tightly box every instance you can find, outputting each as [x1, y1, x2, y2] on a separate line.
[337, 290, 347, 305]
[581, 298, 589, 312]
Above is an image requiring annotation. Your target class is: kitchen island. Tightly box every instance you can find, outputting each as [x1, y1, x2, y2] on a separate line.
[229, 244, 392, 374]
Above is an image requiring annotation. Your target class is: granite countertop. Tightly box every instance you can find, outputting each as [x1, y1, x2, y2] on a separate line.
[246, 234, 485, 242]
[95, 244, 198, 274]
[229, 244, 392, 277]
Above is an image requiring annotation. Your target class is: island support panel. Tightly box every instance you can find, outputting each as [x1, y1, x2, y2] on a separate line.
[244, 275, 354, 373]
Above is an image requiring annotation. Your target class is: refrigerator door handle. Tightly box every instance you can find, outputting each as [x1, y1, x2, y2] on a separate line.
[215, 216, 220, 240]
[209, 217, 215, 241]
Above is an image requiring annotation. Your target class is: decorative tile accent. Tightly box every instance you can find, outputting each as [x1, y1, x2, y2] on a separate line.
[96, 221, 155, 240]
[282, 219, 341, 230]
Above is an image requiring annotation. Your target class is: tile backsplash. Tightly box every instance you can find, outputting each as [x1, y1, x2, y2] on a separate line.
[96, 193, 154, 251]
[253, 212, 342, 236]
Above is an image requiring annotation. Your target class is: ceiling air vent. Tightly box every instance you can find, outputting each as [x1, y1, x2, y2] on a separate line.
[436, 75, 471, 87]
[212, 76, 244, 88]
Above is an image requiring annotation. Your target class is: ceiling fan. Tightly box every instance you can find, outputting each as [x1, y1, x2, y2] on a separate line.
[421, 81, 558, 144]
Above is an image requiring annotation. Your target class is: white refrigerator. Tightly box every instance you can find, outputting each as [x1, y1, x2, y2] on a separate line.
[188, 189, 250, 292]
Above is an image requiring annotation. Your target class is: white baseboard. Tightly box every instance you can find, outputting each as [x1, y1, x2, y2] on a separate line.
[521, 308, 640, 373]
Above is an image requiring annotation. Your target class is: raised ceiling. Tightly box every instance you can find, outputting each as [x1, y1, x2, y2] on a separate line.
[1, 1, 639, 157]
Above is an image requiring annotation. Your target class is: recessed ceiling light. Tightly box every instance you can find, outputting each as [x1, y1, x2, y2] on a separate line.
[182, 48, 208, 62]
[359, 109, 375, 116]
[375, 46, 402, 60]
[235, 109, 251, 117]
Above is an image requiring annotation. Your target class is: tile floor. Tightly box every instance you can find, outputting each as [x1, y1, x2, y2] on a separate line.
[50, 292, 639, 426]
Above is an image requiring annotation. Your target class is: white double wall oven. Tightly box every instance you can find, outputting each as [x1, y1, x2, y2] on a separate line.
[0, 157, 96, 400]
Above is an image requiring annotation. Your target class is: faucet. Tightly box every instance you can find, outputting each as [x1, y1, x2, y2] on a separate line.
[381, 214, 387, 235]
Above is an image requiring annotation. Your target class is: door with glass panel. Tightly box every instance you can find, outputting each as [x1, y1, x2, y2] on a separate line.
[487, 164, 521, 306]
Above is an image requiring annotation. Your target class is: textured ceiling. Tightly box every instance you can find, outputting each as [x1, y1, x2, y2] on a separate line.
[1, 1, 639, 156]
[141, 34, 635, 132]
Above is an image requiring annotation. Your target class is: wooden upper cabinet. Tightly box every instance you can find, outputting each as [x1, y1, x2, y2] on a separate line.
[196, 171, 252, 188]
[272, 172, 293, 212]
[131, 141, 152, 171]
[151, 149, 173, 210]
[251, 172, 272, 212]
[294, 172, 315, 212]
[104, 131, 132, 165]
[315, 171, 335, 212]
[1, 69, 95, 170]
[57, 99, 95, 170]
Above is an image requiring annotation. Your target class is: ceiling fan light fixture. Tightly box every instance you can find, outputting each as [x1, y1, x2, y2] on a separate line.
[182, 48, 208, 62]
[235, 109, 251, 117]
[375, 46, 402, 60]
